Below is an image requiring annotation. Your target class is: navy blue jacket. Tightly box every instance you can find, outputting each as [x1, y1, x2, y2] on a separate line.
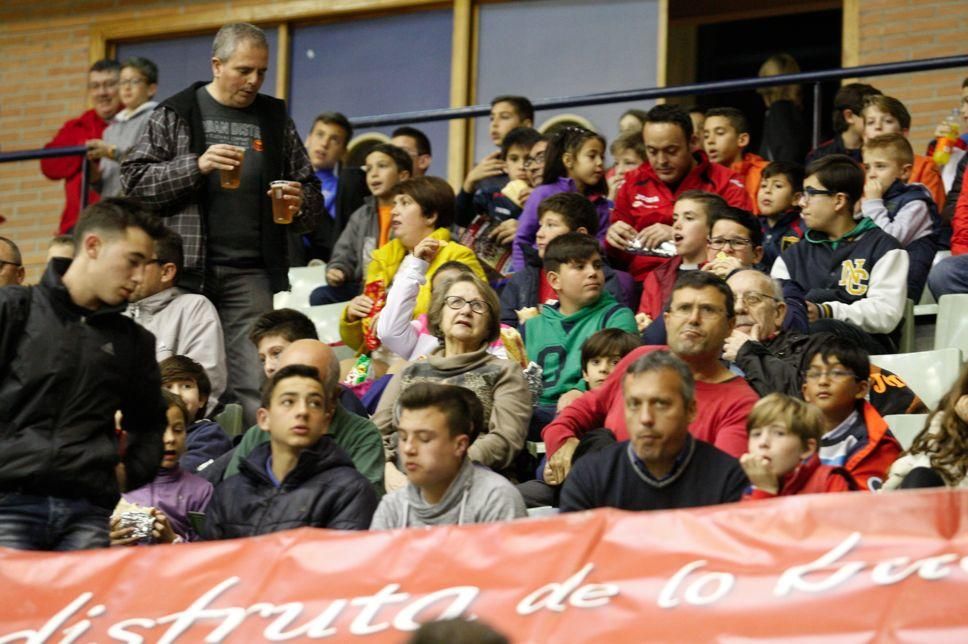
[182, 419, 234, 473]
[203, 436, 377, 539]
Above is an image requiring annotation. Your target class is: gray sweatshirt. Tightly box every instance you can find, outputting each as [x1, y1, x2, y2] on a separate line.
[101, 101, 158, 197]
[125, 286, 226, 414]
[370, 459, 526, 529]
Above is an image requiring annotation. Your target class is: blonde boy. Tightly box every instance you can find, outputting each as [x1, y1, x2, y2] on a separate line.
[861, 133, 943, 300]
[741, 393, 854, 499]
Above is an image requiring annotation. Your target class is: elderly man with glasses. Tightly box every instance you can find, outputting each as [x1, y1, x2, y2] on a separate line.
[723, 269, 924, 417]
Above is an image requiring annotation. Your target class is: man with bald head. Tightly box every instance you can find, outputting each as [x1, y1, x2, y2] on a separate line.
[724, 269, 921, 415]
[0, 237, 25, 287]
[203, 339, 385, 494]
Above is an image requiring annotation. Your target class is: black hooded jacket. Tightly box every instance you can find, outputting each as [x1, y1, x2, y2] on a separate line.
[203, 436, 376, 539]
[0, 258, 166, 508]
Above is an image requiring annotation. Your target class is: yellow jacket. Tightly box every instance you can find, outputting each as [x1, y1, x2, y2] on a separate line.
[339, 228, 486, 351]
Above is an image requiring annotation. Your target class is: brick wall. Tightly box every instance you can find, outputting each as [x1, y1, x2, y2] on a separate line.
[856, 0, 968, 154]
[1, 0, 966, 282]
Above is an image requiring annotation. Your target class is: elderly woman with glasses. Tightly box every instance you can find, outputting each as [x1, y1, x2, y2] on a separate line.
[372, 271, 531, 474]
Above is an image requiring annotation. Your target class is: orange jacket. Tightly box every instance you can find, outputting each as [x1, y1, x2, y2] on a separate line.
[730, 152, 770, 215]
[911, 154, 946, 211]
[845, 401, 902, 491]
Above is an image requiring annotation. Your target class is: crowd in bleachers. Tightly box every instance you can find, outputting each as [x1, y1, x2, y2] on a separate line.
[3, 21, 968, 552]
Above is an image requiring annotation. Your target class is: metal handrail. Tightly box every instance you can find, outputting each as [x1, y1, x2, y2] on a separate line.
[0, 145, 91, 210]
[348, 54, 968, 147]
[2, 53, 966, 199]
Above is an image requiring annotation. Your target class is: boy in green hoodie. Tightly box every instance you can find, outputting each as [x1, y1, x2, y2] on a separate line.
[524, 233, 637, 438]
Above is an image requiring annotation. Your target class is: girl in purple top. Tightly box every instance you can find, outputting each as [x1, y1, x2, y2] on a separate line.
[511, 127, 611, 271]
[112, 391, 213, 544]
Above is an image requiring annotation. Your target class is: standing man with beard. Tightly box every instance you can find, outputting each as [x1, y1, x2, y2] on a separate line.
[42, 59, 122, 234]
[122, 23, 322, 424]
[542, 271, 758, 486]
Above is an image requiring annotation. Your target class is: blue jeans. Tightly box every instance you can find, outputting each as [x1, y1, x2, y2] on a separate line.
[0, 493, 110, 551]
[928, 255, 968, 298]
[310, 281, 362, 305]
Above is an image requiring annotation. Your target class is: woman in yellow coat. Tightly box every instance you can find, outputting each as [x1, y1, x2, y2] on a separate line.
[339, 176, 486, 352]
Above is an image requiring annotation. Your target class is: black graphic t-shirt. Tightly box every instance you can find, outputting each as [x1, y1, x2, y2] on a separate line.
[197, 87, 264, 265]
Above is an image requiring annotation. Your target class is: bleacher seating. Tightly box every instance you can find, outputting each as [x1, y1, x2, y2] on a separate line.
[274, 264, 328, 310]
[870, 348, 961, 411]
[883, 413, 930, 450]
[935, 294, 968, 358]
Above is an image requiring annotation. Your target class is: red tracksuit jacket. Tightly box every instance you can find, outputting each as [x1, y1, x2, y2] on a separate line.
[609, 151, 752, 279]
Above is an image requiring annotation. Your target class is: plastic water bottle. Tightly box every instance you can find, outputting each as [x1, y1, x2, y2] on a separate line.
[933, 108, 960, 166]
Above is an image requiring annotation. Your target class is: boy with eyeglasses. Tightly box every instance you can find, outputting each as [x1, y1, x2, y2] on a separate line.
[701, 206, 765, 279]
[771, 154, 908, 355]
[524, 233, 637, 438]
[800, 338, 901, 491]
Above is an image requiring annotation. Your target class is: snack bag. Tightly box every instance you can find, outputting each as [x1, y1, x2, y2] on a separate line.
[361, 280, 387, 352]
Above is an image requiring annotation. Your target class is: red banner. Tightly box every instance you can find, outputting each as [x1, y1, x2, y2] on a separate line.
[2, 489, 968, 643]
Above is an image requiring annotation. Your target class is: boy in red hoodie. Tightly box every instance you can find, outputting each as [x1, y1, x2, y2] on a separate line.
[741, 393, 854, 500]
[703, 107, 769, 213]
[800, 338, 901, 491]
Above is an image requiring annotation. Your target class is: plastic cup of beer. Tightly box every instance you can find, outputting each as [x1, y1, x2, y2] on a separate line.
[219, 146, 245, 190]
[271, 180, 293, 224]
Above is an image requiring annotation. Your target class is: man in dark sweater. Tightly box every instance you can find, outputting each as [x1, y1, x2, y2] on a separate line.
[560, 351, 747, 512]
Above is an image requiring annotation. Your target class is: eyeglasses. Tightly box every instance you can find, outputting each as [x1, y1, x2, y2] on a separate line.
[708, 237, 753, 250]
[87, 80, 119, 91]
[444, 295, 489, 315]
[119, 78, 147, 87]
[524, 152, 546, 169]
[668, 303, 725, 318]
[0, 259, 22, 269]
[737, 291, 779, 307]
[802, 369, 857, 381]
[798, 186, 837, 205]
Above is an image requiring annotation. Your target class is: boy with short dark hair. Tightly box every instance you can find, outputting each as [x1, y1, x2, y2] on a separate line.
[500, 192, 630, 326]
[862, 95, 945, 209]
[806, 83, 882, 164]
[740, 393, 855, 499]
[757, 161, 806, 269]
[525, 233, 637, 415]
[703, 206, 766, 279]
[204, 365, 377, 538]
[800, 339, 901, 491]
[580, 328, 642, 391]
[249, 307, 319, 377]
[391, 126, 432, 176]
[457, 126, 542, 229]
[461, 96, 535, 200]
[370, 382, 526, 529]
[771, 154, 908, 354]
[114, 389, 214, 543]
[0, 197, 167, 551]
[159, 355, 233, 473]
[313, 143, 413, 304]
[703, 107, 769, 212]
[861, 133, 943, 300]
[306, 112, 352, 213]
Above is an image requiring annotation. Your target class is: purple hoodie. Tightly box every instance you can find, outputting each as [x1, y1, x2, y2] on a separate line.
[510, 177, 611, 272]
[123, 466, 213, 541]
